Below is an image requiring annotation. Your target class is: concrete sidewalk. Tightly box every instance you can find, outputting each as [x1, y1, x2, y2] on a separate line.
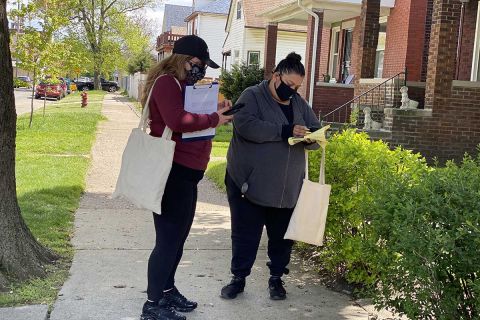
[47, 93, 375, 320]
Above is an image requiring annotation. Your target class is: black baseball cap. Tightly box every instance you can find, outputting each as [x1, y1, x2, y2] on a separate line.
[173, 35, 220, 69]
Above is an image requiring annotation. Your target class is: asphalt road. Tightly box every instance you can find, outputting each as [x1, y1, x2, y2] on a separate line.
[14, 88, 56, 116]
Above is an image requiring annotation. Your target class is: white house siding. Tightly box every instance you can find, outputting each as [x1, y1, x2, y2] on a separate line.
[275, 31, 307, 65]
[198, 13, 228, 79]
[223, 2, 245, 71]
[243, 28, 307, 71]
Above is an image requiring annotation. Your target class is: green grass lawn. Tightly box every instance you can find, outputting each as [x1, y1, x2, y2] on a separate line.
[211, 124, 232, 158]
[206, 124, 231, 188]
[0, 90, 106, 307]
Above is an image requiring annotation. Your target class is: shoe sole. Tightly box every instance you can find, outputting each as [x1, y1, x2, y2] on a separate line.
[270, 295, 287, 300]
[171, 305, 197, 313]
[220, 288, 244, 300]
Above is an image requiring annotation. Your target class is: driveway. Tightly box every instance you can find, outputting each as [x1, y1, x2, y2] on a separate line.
[14, 88, 56, 116]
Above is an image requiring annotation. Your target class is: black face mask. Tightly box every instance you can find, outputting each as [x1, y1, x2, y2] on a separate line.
[186, 62, 206, 85]
[275, 77, 297, 101]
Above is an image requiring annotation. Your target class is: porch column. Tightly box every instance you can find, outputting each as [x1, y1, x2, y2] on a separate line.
[355, 0, 380, 81]
[302, 10, 324, 102]
[425, 0, 462, 109]
[264, 22, 278, 79]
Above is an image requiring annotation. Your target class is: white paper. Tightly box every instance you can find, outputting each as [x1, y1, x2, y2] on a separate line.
[182, 83, 219, 141]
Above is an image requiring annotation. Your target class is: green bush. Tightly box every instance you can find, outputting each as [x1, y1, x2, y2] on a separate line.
[13, 78, 29, 88]
[127, 50, 154, 74]
[305, 130, 480, 318]
[219, 63, 264, 103]
[370, 154, 480, 319]
[307, 130, 427, 284]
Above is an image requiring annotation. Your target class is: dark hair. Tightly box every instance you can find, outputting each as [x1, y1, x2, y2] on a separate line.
[273, 52, 305, 77]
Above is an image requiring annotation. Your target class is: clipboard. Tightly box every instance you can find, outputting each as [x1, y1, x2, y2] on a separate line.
[182, 82, 219, 141]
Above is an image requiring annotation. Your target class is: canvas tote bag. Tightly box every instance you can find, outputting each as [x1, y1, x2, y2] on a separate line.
[113, 75, 181, 213]
[284, 146, 331, 246]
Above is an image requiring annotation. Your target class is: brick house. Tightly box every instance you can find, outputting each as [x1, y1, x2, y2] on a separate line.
[261, 0, 480, 163]
[222, 0, 307, 75]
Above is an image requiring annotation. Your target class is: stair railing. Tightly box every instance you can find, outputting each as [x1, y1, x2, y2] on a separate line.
[321, 68, 407, 127]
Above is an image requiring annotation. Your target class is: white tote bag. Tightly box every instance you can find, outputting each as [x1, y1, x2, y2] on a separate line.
[284, 146, 331, 246]
[112, 76, 181, 213]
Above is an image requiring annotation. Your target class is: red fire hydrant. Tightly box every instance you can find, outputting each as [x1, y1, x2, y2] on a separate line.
[81, 91, 88, 108]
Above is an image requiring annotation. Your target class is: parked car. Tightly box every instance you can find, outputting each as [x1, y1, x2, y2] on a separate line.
[74, 78, 94, 91]
[62, 77, 73, 94]
[100, 78, 119, 92]
[14, 76, 32, 88]
[74, 77, 119, 92]
[35, 78, 67, 100]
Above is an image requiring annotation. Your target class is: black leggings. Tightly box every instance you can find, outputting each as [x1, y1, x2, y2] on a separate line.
[225, 172, 294, 278]
[147, 162, 204, 302]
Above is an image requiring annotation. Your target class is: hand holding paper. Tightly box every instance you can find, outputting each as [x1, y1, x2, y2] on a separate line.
[288, 125, 330, 147]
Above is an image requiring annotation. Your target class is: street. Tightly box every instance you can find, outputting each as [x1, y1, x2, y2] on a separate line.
[14, 88, 56, 116]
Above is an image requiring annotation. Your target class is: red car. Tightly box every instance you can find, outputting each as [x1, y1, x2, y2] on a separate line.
[35, 78, 67, 100]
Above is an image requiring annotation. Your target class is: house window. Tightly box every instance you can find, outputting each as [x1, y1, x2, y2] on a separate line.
[247, 51, 260, 66]
[341, 30, 353, 82]
[236, 1, 242, 20]
[375, 20, 387, 78]
[234, 50, 240, 65]
[329, 28, 341, 80]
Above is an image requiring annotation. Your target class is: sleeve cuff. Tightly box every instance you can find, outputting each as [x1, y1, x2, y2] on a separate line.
[281, 124, 294, 141]
[209, 112, 220, 128]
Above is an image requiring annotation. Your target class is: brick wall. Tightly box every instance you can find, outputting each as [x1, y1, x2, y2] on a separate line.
[319, 28, 331, 79]
[424, 0, 461, 109]
[312, 84, 354, 121]
[355, 0, 380, 80]
[406, 0, 429, 81]
[457, 1, 478, 81]
[383, 0, 480, 163]
[421, 0, 434, 81]
[383, 0, 428, 81]
[385, 83, 480, 163]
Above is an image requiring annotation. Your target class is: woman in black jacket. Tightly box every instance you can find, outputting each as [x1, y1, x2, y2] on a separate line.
[220, 52, 320, 301]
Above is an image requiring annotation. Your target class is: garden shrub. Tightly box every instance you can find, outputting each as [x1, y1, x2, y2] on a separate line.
[370, 154, 480, 319]
[219, 63, 264, 103]
[306, 130, 480, 318]
[307, 129, 428, 285]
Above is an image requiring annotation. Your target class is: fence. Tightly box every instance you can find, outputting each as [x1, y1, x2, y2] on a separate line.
[119, 72, 147, 101]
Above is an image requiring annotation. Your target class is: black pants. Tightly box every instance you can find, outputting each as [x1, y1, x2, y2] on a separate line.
[225, 172, 294, 278]
[147, 162, 204, 302]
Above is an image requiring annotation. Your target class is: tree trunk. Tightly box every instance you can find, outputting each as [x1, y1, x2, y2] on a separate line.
[29, 67, 36, 128]
[93, 51, 102, 90]
[0, 0, 57, 292]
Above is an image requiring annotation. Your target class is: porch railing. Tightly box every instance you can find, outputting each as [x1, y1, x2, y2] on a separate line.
[321, 68, 408, 127]
[156, 31, 184, 50]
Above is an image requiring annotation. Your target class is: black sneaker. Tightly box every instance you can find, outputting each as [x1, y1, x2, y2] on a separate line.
[162, 286, 198, 313]
[220, 276, 245, 299]
[140, 301, 186, 320]
[268, 277, 287, 300]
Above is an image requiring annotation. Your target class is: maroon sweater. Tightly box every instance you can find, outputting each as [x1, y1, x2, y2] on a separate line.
[149, 75, 219, 171]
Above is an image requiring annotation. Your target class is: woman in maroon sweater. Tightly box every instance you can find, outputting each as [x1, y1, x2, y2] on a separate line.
[139, 35, 232, 320]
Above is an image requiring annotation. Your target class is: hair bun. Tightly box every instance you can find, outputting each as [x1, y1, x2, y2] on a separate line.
[286, 52, 301, 62]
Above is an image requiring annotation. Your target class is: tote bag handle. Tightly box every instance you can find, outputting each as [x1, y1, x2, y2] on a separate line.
[138, 75, 182, 140]
[304, 146, 326, 185]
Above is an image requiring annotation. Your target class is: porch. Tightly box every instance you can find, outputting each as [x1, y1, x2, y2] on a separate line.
[155, 31, 184, 62]
[261, 0, 480, 162]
